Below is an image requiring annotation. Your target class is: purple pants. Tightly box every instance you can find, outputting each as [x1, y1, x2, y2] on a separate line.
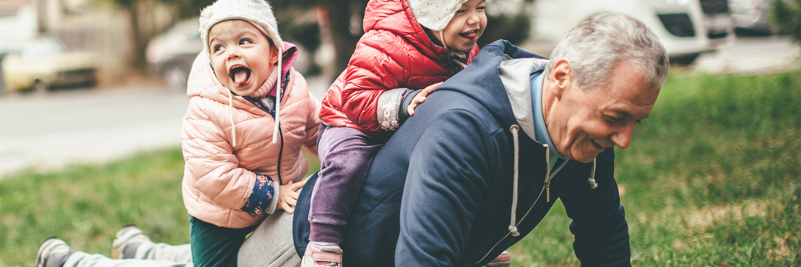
[309, 124, 384, 244]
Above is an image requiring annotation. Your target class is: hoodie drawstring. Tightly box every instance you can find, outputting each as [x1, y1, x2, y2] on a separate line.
[544, 144, 550, 201]
[272, 47, 283, 144]
[543, 145, 569, 202]
[227, 89, 236, 147]
[588, 159, 598, 189]
[505, 124, 599, 246]
[508, 125, 520, 237]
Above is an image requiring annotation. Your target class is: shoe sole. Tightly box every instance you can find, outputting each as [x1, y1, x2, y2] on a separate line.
[112, 225, 149, 259]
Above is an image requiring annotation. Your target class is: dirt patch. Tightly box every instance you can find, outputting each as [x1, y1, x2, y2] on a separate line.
[684, 200, 769, 229]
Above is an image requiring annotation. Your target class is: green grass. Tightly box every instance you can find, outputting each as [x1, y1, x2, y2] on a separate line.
[0, 149, 319, 267]
[1, 70, 799, 266]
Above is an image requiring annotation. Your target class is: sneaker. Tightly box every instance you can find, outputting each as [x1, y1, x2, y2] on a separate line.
[301, 245, 343, 267]
[111, 224, 151, 259]
[35, 237, 71, 267]
[485, 250, 511, 267]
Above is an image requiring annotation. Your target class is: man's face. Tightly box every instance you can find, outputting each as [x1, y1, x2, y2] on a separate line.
[208, 20, 277, 96]
[546, 61, 660, 163]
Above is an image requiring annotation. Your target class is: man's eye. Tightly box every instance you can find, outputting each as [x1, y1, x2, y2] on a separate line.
[605, 115, 624, 123]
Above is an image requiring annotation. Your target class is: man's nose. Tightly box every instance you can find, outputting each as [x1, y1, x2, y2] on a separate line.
[611, 124, 634, 149]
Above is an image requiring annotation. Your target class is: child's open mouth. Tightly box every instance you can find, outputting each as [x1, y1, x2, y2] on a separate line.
[459, 29, 479, 39]
[229, 66, 251, 87]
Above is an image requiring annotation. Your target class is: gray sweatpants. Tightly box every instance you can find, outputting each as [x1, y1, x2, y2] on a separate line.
[63, 211, 299, 267]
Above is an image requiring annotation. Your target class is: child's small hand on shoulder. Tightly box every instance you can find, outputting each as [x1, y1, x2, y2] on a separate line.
[278, 179, 307, 214]
[407, 82, 443, 116]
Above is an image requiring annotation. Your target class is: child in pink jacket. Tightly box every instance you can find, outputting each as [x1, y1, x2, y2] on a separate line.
[180, 0, 320, 265]
[33, 1, 320, 266]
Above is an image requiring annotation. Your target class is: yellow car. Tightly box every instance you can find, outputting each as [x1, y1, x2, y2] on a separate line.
[2, 36, 98, 94]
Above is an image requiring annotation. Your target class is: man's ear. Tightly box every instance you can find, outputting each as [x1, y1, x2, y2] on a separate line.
[550, 59, 571, 98]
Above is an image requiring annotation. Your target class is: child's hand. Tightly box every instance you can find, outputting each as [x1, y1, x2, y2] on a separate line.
[277, 179, 307, 214]
[407, 82, 443, 116]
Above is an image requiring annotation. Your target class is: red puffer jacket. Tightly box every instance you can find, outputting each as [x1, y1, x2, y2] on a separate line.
[319, 0, 479, 132]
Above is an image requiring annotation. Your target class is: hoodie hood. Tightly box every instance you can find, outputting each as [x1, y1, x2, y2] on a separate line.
[269, 41, 298, 97]
[436, 40, 545, 129]
[498, 55, 548, 140]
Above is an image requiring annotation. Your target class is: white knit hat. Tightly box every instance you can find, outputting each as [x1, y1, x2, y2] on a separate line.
[198, 0, 286, 144]
[199, 0, 283, 58]
[408, 0, 468, 31]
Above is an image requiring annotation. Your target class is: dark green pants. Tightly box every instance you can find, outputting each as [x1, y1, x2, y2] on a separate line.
[189, 216, 257, 267]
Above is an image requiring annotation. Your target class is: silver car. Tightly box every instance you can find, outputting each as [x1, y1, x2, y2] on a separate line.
[145, 18, 203, 93]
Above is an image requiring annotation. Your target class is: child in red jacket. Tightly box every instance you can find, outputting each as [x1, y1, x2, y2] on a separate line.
[304, 0, 496, 266]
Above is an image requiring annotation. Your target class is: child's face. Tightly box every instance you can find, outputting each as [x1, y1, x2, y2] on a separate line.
[433, 0, 487, 53]
[208, 20, 278, 96]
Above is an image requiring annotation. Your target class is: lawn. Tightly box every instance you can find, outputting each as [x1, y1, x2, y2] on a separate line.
[1, 70, 799, 266]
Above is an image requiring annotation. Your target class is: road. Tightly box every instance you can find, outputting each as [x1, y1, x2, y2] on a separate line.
[693, 36, 801, 74]
[0, 87, 188, 178]
[0, 36, 797, 179]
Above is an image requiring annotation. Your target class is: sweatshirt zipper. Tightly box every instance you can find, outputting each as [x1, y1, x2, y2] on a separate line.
[471, 185, 548, 266]
[471, 144, 567, 266]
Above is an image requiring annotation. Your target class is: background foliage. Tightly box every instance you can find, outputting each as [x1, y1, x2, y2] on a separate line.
[772, 0, 801, 43]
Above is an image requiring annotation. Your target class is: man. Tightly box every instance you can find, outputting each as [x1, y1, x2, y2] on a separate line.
[292, 12, 670, 266]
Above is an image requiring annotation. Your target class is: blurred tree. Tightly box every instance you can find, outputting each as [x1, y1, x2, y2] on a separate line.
[271, 0, 325, 76]
[772, 0, 801, 44]
[258, 0, 368, 80]
[172, 0, 214, 19]
[318, 0, 370, 78]
[110, 0, 151, 72]
[100, 0, 212, 73]
[478, 0, 534, 48]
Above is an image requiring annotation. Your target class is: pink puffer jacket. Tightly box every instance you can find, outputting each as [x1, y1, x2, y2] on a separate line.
[181, 53, 320, 229]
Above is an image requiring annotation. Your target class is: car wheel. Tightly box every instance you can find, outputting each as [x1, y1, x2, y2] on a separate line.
[33, 80, 49, 94]
[164, 64, 188, 93]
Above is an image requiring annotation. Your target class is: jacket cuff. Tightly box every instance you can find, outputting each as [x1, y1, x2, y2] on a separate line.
[265, 181, 280, 214]
[242, 174, 276, 217]
[376, 88, 411, 131]
[398, 89, 422, 125]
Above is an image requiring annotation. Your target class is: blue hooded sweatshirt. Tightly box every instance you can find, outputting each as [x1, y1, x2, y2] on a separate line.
[294, 40, 630, 266]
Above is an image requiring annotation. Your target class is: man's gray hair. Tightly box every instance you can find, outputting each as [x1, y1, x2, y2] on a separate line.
[544, 13, 670, 90]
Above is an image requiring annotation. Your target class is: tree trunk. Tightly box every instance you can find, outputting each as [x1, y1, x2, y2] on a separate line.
[126, 3, 148, 72]
[321, 0, 360, 79]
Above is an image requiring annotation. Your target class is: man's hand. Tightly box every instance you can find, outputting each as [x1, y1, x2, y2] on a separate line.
[277, 179, 307, 213]
[407, 82, 442, 116]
